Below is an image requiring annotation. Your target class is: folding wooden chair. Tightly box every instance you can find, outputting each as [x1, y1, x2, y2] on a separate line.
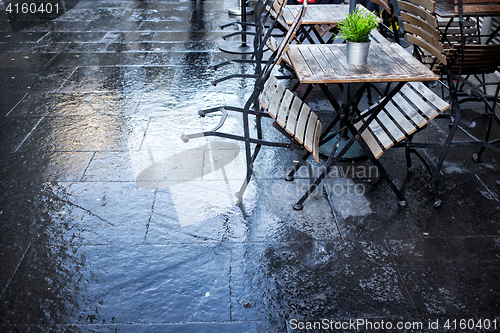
[397, 0, 500, 206]
[267, 0, 331, 44]
[182, 4, 311, 205]
[440, 0, 500, 46]
[283, 77, 451, 208]
[448, 0, 500, 163]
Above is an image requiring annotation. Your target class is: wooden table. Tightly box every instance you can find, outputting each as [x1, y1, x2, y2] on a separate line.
[282, 4, 351, 25]
[281, 4, 374, 44]
[286, 42, 438, 140]
[287, 43, 438, 85]
[435, 0, 500, 17]
[286, 41, 442, 206]
[434, 0, 500, 45]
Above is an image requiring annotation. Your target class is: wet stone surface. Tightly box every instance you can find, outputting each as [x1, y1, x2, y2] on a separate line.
[1, 0, 500, 332]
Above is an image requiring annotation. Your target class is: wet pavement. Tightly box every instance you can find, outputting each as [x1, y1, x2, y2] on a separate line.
[1, 0, 500, 332]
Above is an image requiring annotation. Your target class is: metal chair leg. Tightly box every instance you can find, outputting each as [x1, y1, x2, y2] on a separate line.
[181, 110, 228, 143]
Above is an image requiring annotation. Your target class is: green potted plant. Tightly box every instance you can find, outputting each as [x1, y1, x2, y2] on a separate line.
[337, 9, 381, 65]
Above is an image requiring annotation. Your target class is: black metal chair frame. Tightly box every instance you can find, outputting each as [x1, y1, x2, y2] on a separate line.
[212, 0, 296, 86]
[182, 4, 311, 205]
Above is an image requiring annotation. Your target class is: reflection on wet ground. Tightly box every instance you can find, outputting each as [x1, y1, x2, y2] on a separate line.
[1, 0, 500, 332]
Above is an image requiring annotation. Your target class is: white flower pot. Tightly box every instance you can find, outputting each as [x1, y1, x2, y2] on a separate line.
[346, 41, 370, 66]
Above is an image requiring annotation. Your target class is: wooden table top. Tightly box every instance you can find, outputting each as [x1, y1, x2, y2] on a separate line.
[435, 0, 500, 17]
[287, 43, 439, 84]
[282, 4, 350, 25]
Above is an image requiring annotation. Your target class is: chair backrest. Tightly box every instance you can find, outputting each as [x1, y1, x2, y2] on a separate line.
[241, 3, 307, 113]
[449, 0, 497, 45]
[397, 0, 447, 68]
[258, 0, 287, 41]
[260, 3, 307, 83]
[251, 0, 291, 75]
[266, 0, 287, 17]
[399, 0, 500, 75]
[372, 0, 392, 14]
[266, 0, 287, 27]
[440, 43, 500, 75]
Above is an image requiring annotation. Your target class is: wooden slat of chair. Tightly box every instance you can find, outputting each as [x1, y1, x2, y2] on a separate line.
[272, 0, 307, 45]
[274, 4, 306, 67]
[277, 89, 294, 127]
[443, 43, 500, 75]
[268, 0, 288, 24]
[286, 97, 302, 135]
[356, 109, 396, 150]
[392, 93, 428, 128]
[372, 0, 392, 14]
[405, 33, 447, 67]
[406, 0, 435, 13]
[312, 23, 337, 44]
[355, 122, 384, 159]
[273, 0, 287, 15]
[266, 36, 293, 67]
[261, 75, 323, 162]
[368, 119, 395, 150]
[312, 120, 322, 163]
[399, 1, 438, 29]
[398, 0, 448, 67]
[438, 19, 477, 38]
[353, 82, 450, 160]
[314, 24, 332, 38]
[377, 111, 406, 142]
[295, 103, 311, 145]
[437, 18, 478, 50]
[385, 101, 419, 136]
[400, 83, 440, 120]
[260, 75, 279, 110]
[304, 111, 318, 153]
[400, 12, 444, 51]
[267, 82, 287, 119]
[408, 82, 449, 112]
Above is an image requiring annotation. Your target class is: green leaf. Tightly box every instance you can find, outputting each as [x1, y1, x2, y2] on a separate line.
[337, 9, 381, 43]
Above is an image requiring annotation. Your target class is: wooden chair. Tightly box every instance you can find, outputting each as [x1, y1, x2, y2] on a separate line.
[182, 4, 311, 205]
[452, 0, 500, 44]
[354, 81, 449, 169]
[260, 75, 323, 163]
[397, 0, 448, 70]
[397, 0, 500, 205]
[397, 0, 493, 72]
[283, 77, 451, 208]
[268, 0, 337, 44]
